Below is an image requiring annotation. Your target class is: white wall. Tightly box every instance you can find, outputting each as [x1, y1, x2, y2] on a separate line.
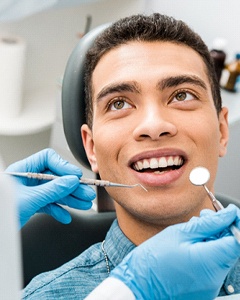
[0, 0, 144, 94]
[0, 0, 144, 166]
[144, 0, 240, 60]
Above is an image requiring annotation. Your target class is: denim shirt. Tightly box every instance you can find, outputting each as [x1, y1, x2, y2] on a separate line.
[22, 219, 135, 299]
[22, 219, 240, 299]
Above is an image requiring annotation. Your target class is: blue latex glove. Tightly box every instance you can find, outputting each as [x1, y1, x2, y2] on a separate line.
[110, 205, 240, 300]
[5, 148, 96, 228]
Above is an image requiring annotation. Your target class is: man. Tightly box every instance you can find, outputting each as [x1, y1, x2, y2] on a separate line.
[22, 13, 240, 299]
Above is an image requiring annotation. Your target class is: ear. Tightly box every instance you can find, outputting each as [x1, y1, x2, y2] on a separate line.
[81, 124, 99, 173]
[218, 107, 229, 157]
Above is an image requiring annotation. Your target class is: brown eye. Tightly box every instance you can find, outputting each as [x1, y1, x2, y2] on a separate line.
[172, 91, 195, 103]
[108, 98, 132, 111]
[176, 92, 187, 101]
[113, 100, 125, 109]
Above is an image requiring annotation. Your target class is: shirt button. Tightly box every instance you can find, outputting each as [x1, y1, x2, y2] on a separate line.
[227, 285, 235, 294]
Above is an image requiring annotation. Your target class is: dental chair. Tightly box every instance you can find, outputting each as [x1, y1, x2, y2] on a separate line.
[21, 24, 240, 288]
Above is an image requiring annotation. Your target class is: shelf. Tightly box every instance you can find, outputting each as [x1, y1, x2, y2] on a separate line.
[0, 89, 56, 136]
[221, 89, 240, 125]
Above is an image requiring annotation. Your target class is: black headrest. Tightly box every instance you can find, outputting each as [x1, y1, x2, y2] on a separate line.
[62, 23, 109, 169]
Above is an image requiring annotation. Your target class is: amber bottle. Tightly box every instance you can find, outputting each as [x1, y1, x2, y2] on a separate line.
[220, 53, 240, 92]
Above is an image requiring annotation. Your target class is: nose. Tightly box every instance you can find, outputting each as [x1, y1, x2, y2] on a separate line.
[132, 105, 178, 141]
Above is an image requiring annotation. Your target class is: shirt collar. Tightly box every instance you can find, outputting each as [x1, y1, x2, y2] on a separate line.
[104, 219, 136, 267]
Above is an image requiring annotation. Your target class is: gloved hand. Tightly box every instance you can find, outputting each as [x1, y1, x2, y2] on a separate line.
[110, 205, 240, 300]
[5, 148, 96, 228]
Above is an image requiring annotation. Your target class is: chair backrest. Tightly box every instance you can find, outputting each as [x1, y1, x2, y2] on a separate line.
[215, 193, 240, 208]
[21, 210, 116, 287]
[61, 23, 115, 212]
[62, 23, 109, 170]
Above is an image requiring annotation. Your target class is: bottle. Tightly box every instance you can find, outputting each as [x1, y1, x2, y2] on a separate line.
[220, 53, 240, 92]
[210, 38, 227, 82]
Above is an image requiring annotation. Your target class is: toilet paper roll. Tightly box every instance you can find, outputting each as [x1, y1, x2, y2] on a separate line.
[0, 34, 26, 118]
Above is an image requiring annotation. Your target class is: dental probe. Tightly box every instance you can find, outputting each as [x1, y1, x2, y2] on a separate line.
[3, 171, 148, 192]
[189, 166, 240, 244]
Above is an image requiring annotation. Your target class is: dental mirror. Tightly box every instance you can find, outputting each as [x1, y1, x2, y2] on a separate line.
[189, 166, 240, 244]
[189, 166, 210, 186]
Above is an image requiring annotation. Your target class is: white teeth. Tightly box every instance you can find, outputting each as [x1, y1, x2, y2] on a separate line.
[134, 164, 139, 171]
[143, 159, 150, 169]
[150, 158, 159, 169]
[159, 157, 168, 168]
[133, 155, 183, 171]
[168, 156, 174, 166]
[173, 156, 179, 165]
[137, 161, 143, 171]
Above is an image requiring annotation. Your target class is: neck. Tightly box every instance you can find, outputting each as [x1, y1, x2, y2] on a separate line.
[115, 204, 171, 245]
[119, 217, 164, 245]
[115, 200, 213, 245]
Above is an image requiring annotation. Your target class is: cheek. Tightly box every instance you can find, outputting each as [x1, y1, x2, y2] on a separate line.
[189, 118, 221, 172]
[206, 121, 221, 150]
[180, 112, 220, 163]
[189, 112, 220, 145]
[92, 126, 124, 178]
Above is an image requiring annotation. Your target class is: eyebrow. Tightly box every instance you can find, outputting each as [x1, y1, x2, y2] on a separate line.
[95, 75, 207, 102]
[157, 75, 208, 91]
[96, 81, 141, 102]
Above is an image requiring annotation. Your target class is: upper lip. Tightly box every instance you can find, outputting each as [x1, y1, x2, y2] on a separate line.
[128, 149, 187, 170]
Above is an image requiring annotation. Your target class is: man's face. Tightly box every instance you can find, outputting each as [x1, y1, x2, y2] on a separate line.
[82, 41, 228, 227]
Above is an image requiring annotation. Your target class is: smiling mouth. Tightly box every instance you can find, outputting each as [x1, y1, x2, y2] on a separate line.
[132, 155, 184, 174]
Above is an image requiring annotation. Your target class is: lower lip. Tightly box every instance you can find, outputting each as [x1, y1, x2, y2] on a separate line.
[132, 165, 186, 187]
